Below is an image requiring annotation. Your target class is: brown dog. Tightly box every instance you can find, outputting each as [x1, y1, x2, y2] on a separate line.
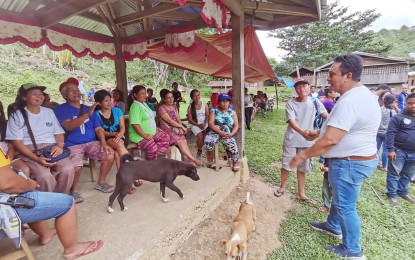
[221, 192, 256, 260]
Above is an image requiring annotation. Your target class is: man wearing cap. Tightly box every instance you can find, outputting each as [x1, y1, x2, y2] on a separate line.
[54, 77, 115, 202]
[6, 83, 75, 194]
[274, 78, 328, 204]
[172, 82, 183, 111]
[290, 54, 381, 259]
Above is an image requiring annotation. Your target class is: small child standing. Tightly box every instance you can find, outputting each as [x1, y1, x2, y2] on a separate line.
[319, 158, 331, 212]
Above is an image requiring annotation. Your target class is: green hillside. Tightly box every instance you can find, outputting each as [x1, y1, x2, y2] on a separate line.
[0, 43, 214, 112]
[378, 25, 415, 59]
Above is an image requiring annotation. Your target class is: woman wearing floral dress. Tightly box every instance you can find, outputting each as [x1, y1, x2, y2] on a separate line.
[204, 93, 240, 172]
[158, 89, 201, 166]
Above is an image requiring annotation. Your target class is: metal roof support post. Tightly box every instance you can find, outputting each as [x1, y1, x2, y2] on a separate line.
[114, 37, 128, 110]
[231, 12, 249, 183]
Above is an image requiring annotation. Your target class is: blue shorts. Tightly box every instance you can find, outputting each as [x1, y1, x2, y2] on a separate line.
[15, 191, 73, 224]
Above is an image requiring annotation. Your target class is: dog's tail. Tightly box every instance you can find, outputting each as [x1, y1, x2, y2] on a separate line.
[246, 192, 251, 203]
[120, 154, 134, 165]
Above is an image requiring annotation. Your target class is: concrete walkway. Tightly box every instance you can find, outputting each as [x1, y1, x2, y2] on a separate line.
[5, 159, 240, 260]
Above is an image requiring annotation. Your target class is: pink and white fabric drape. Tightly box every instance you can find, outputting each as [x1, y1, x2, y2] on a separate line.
[164, 26, 196, 53]
[200, 0, 231, 33]
[0, 17, 148, 60]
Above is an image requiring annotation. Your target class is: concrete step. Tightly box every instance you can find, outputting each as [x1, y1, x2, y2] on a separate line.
[17, 159, 240, 260]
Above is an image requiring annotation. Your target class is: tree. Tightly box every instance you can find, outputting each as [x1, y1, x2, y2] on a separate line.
[268, 0, 392, 69]
[268, 57, 278, 71]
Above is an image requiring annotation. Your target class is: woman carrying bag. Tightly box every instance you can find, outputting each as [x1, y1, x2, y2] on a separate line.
[6, 83, 75, 194]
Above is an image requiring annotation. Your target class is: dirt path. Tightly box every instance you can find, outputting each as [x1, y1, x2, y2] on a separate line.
[170, 174, 296, 260]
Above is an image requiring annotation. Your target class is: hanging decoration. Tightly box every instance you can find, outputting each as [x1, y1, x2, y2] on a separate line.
[0, 19, 43, 47]
[164, 26, 196, 53]
[122, 38, 148, 61]
[0, 16, 148, 60]
[200, 0, 231, 33]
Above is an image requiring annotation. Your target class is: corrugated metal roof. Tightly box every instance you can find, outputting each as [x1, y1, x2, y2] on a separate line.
[123, 23, 142, 36]
[61, 16, 112, 36]
[0, 0, 28, 12]
[0, 0, 322, 40]
[117, 0, 137, 17]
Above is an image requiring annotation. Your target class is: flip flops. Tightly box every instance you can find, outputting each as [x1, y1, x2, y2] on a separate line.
[64, 240, 104, 260]
[94, 183, 114, 193]
[70, 192, 84, 204]
[319, 206, 330, 212]
[133, 180, 143, 187]
[274, 189, 285, 197]
[206, 164, 221, 170]
[231, 165, 240, 172]
[297, 197, 317, 205]
[128, 187, 136, 194]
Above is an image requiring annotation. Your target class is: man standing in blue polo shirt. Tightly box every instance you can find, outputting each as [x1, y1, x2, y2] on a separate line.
[397, 84, 409, 111]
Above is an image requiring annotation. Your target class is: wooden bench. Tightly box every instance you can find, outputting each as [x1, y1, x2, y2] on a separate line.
[83, 158, 98, 182]
[127, 143, 146, 160]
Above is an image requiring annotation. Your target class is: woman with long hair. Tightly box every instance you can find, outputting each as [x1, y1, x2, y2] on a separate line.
[158, 89, 201, 166]
[187, 89, 209, 159]
[94, 90, 129, 169]
[129, 85, 170, 161]
[111, 89, 126, 113]
[6, 83, 75, 194]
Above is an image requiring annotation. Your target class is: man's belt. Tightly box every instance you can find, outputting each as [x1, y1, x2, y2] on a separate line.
[329, 154, 377, 161]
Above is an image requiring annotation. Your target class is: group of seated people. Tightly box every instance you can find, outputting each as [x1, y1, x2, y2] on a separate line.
[0, 78, 241, 258]
[127, 85, 240, 172]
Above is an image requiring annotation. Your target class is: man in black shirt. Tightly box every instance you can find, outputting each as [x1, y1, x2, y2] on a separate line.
[172, 82, 183, 111]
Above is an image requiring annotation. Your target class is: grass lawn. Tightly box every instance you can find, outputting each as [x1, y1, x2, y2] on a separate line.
[244, 107, 415, 260]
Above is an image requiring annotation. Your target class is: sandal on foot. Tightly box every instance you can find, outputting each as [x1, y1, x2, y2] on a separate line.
[128, 187, 136, 194]
[94, 183, 114, 193]
[206, 164, 221, 170]
[64, 240, 104, 260]
[319, 206, 330, 212]
[274, 189, 285, 197]
[231, 165, 240, 172]
[297, 197, 317, 205]
[70, 192, 84, 204]
[133, 180, 143, 187]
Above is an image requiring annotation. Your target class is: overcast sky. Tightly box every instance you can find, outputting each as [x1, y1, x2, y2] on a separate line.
[258, 0, 415, 60]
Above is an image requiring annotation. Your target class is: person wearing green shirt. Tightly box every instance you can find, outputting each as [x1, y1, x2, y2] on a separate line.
[129, 85, 170, 160]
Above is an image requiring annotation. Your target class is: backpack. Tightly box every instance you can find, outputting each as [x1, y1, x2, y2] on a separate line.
[312, 98, 324, 130]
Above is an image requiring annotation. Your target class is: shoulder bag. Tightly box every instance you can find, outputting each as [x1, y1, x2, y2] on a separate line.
[22, 109, 70, 163]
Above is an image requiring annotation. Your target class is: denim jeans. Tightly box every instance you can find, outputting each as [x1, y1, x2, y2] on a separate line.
[376, 133, 388, 168]
[326, 158, 377, 253]
[386, 149, 415, 198]
[322, 171, 332, 208]
[15, 191, 73, 224]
